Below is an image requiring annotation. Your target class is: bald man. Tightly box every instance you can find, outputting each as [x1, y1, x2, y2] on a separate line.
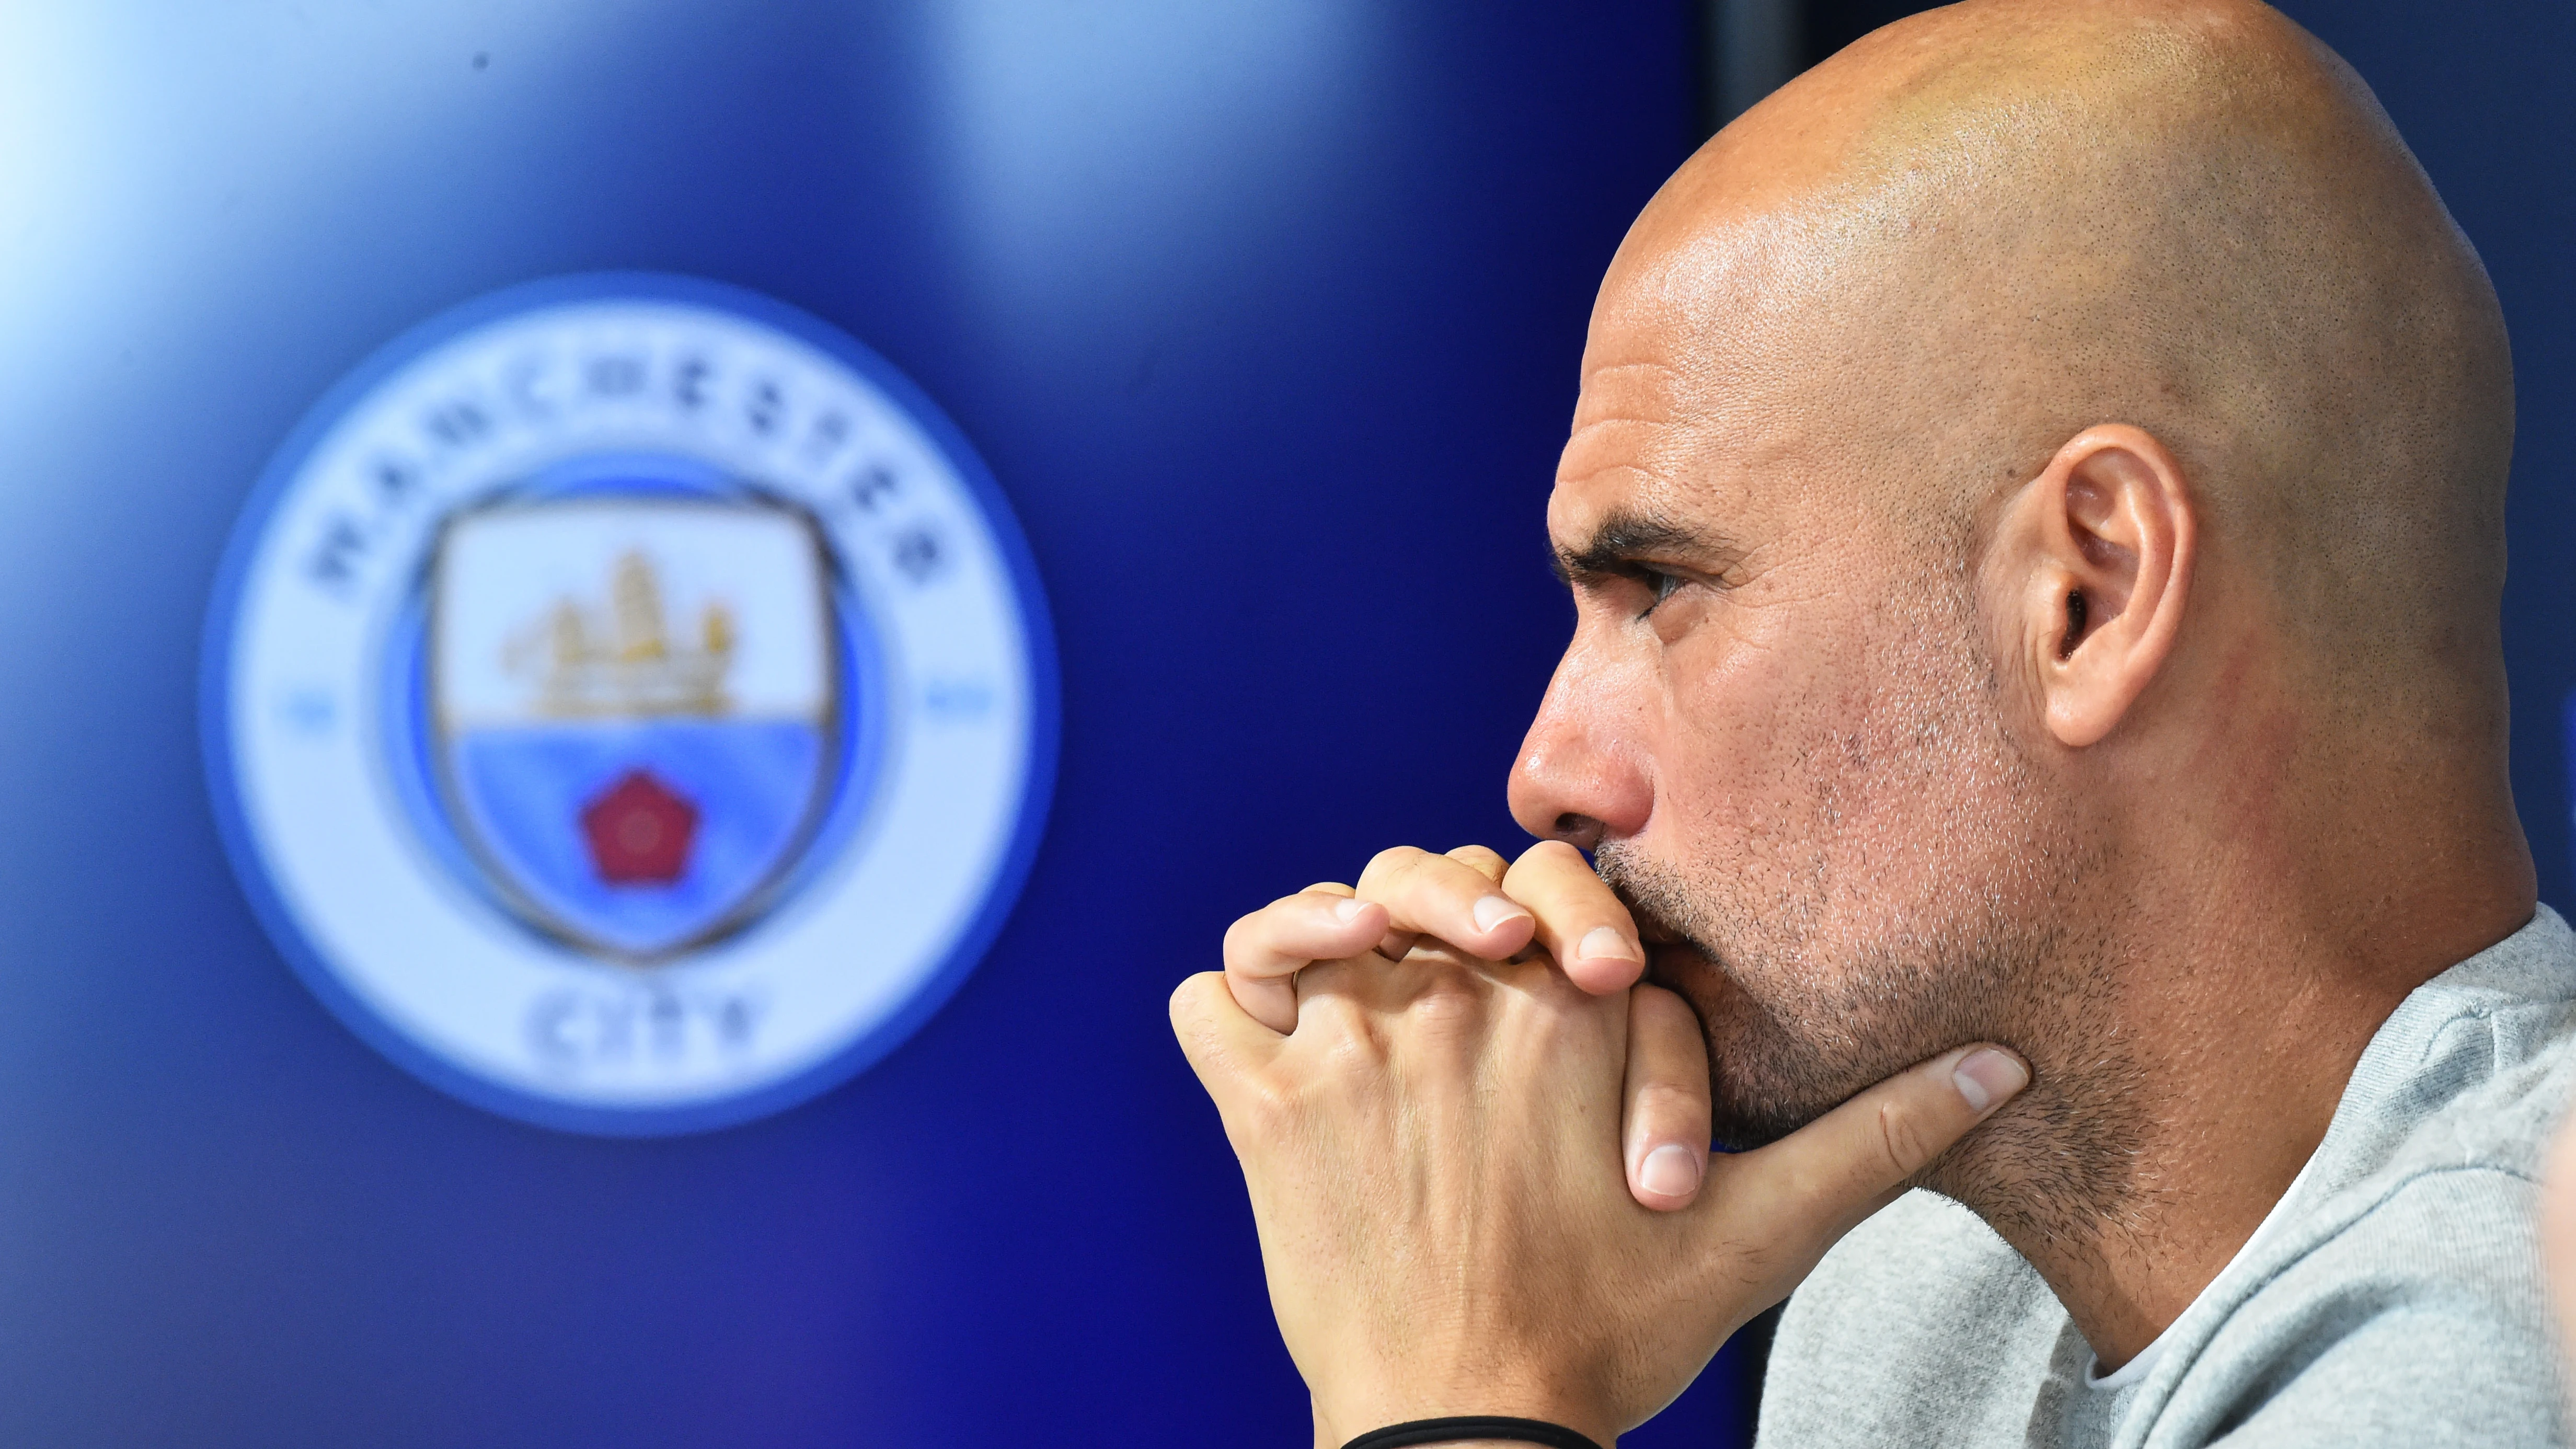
[1171, 1, 2573, 1446]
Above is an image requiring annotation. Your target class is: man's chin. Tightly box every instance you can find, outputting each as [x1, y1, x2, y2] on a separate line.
[1648, 938, 1867, 1152]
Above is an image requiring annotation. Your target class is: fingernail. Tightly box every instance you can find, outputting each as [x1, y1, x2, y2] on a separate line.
[1639, 1143, 1703, 1198]
[1470, 895, 1530, 934]
[1576, 925, 1642, 963]
[1331, 898, 1367, 924]
[1952, 1048, 2029, 1113]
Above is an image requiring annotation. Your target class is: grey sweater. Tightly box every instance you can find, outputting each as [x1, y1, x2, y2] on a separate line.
[1758, 906, 2576, 1448]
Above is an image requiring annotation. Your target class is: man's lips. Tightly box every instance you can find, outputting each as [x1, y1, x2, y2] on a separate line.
[1643, 936, 1717, 986]
[1627, 899, 1690, 946]
[1623, 906, 1710, 984]
[1605, 878, 1712, 982]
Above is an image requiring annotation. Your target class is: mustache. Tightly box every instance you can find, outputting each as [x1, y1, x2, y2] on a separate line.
[1591, 843, 1718, 961]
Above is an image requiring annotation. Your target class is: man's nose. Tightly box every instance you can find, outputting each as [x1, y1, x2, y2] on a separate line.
[1508, 643, 1654, 850]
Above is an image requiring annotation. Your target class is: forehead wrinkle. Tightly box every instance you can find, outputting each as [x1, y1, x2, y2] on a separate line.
[1558, 414, 1680, 487]
[1558, 349, 1703, 528]
[1572, 359, 1684, 418]
[1554, 458, 1677, 502]
[1566, 351, 1686, 460]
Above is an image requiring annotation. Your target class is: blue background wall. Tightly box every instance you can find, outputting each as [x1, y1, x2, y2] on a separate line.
[0, 3, 1716, 1445]
[0, 3, 2561, 1447]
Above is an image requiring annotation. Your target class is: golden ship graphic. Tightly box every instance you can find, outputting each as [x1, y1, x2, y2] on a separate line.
[502, 550, 738, 719]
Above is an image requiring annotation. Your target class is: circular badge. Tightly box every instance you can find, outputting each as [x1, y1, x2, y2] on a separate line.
[203, 274, 1057, 1135]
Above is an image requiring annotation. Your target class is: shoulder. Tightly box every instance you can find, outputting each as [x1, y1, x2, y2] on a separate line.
[2130, 921, 2576, 1446]
[2338, 905, 2576, 1186]
[2151, 1170, 2568, 1447]
[1759, 1190, 2071, 1449]
[2138, 947, 2576, 1448]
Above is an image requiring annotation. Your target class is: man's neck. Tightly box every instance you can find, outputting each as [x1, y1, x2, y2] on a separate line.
[1927, 828, 2536, 1368]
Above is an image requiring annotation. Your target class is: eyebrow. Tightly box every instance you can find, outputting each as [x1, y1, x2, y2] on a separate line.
[1550, 507, 1743, 585]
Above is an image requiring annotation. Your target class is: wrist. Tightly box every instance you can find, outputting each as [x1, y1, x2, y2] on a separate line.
[1312, 1402, 1619, 1449]
[1317, 1428, 1615, 1449]
[1318, 1435, 1579, 1449]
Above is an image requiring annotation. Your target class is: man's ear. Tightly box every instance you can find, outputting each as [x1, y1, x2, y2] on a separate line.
[1994, 425, 2196, 749]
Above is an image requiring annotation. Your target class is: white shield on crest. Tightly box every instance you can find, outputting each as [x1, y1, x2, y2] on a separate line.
[429, 495, 841, 960]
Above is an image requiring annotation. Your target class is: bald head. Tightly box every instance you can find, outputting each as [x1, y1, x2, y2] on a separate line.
[1520, 0, 2534, 1205]
[1592, 0, 2510, 715]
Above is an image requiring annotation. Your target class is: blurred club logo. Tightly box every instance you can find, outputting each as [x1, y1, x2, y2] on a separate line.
[203, 274, 1056, 1135]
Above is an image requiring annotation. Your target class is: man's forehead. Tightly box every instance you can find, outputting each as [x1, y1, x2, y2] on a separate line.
[1552, 349, 1689, 547]
[1551, 253, 1800, 548]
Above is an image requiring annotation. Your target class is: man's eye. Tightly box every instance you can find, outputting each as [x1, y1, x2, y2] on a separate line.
[1643, 569, 1687, 608]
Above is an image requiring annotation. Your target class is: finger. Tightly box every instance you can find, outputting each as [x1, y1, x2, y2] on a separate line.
[1354, 845, 1536, 964]
[1718, 1044, 2029, 1246]
[1624, 984, 1712, 1211]
[1369, 847, 1506, 962]
[1446, 844, 1510, 883]
[1221, 887, 1392, 1033]
[1169, 971, 1287, 1111]
[1501, 840, 1646, 994]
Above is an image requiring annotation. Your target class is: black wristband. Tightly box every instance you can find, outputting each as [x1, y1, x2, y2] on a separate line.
[1342, 1416, 1605, 1449]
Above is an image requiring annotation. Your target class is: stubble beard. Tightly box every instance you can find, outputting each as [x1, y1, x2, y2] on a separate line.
[1592, 626, 2154, 1253]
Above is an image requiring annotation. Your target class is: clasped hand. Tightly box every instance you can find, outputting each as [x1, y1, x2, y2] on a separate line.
[1171, 841, 2028, 1447]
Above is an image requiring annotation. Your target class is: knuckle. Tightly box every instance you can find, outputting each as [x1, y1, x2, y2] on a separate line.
[1389, 971, 1491, 1053]
[1631, 1081, 1710, 1128]
[1515, 839, 1592, 889]
[1502, 852, 1583, 910]
[1294, 983, 1363, 1036]
[1307, 1007, 1395, 1089]
[1874, 1100, 1939, 1176]
[1234, 1074, 1301, 1137]
[1168, 971, 1217, 1025]
[1511, 960, 1591, 1015]
[1220, 914, 1255, 961]
[1528, 967, 1587, 1004]
[1411, 970, 1484, 1022]
[1444, 843, 1508, 881]
[1314, 1019, 1384, 1076]
[1360, 845, 1429, 888]
[1224, 896, 1299, 957]
[1168, 982, 1229, 1064]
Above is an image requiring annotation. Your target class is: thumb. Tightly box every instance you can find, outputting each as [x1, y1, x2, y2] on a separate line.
[1170, 970, 1286, 1113]
[1623, 984, 1713, 1211]
[1707, 1044, 2028, 1267]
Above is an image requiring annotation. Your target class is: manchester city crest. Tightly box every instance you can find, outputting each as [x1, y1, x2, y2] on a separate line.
[202, 274, 1056, 1135]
